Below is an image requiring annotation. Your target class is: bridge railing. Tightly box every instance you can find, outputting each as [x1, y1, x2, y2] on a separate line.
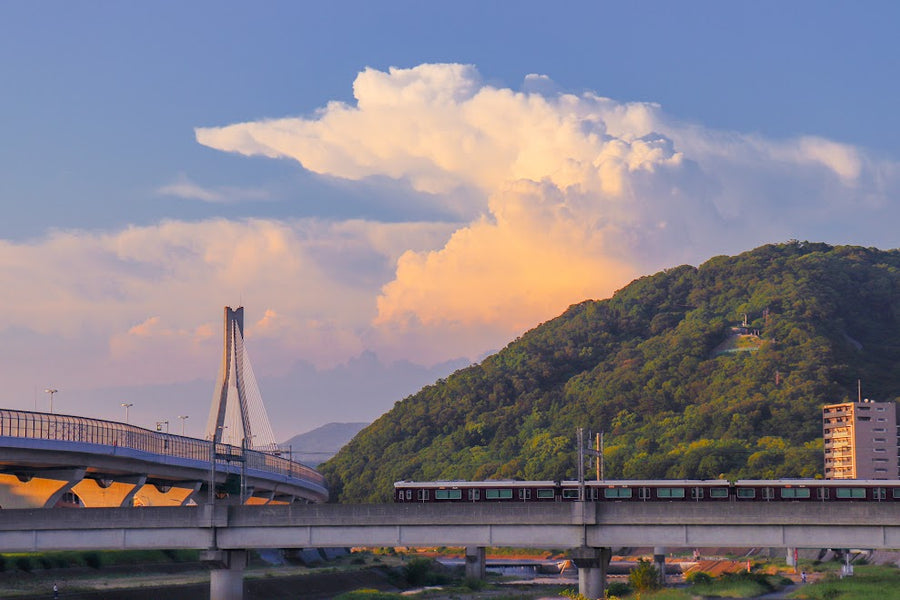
[0, 409, 325, 487]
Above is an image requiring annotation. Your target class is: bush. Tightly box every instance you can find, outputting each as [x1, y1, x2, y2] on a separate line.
[685, 570, 713, 584]
[15, 556, 33, 573]
[0, 554, 6, 572]
[401, 557, 448, 586]
[463, 577, 487, 591]
[605, 580, 631, 596]
[83, 552, 102, 569]
[628, 558, 661, 591]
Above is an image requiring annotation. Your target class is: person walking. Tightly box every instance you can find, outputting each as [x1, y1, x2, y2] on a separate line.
[52, 583, 59, 599]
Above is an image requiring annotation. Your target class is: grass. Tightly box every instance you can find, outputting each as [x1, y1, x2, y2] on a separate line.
[789, 564, 900, 599]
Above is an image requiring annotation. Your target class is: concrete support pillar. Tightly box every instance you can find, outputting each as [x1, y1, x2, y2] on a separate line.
[787, 547, 797, 570]
[202, 549, 247, 600]
[653, 546, 667, 586]
[465, 546, 486, 580]
[571, 547, 612, 599]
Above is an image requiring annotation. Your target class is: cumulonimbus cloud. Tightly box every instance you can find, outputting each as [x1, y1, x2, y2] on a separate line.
[195, 63, 900, 364]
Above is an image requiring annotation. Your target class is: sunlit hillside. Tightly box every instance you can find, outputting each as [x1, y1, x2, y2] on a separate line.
[321, 242, 900, 503]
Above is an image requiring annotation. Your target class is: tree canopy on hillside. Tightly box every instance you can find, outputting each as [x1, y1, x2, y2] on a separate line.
[320, 242, 900, 502]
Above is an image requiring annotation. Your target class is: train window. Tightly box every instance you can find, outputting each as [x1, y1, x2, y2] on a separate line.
[709, 488, 729, 499]
[781, 488, 810, 499]
[893, 488, 900, 500]
[405, 490, 412, 500]
[690, 487, 704, 500]
[417, 489, 429, 501]
[817, 488, 830, 500]
[736, 488, 756, 499]
[486, 488, 513, 500]
[519, 488, 532, 500]
[562, 489, 580, 499]
[604, 488, 633, 499]
[657, 487, 685, 499]
[874, 488, 886, 501]
[537, 489, 555, 499]
[468, 489, 480, 501]
[836, 488, 865, 499]
[435, 489, 462, 500]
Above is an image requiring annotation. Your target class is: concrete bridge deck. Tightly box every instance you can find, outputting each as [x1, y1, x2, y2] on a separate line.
[1, 501, 898, 552]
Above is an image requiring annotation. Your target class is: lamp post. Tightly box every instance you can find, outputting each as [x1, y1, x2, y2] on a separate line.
[121, 402, 133, 424]
[178, 415, 189, 436]
[44, 388, 58, 414]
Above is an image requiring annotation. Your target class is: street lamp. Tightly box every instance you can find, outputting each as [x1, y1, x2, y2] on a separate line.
[178, 415, 189, 436]
[44, 388, 58, 414]
[121, 402, 133, 424]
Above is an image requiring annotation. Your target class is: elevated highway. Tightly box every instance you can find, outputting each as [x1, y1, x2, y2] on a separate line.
[0, 409, 327, 508]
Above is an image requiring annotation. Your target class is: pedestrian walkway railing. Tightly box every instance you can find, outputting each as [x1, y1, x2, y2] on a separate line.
[0, 408, 324, 486]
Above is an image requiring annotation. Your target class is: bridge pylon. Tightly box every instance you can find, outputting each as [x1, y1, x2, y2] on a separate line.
[206, 306, 277, 451]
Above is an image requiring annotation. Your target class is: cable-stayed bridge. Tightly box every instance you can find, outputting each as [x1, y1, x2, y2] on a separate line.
[0, 307, 327, 508]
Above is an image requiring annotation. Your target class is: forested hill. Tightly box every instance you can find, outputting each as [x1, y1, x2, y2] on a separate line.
[320, 242, 900, 503]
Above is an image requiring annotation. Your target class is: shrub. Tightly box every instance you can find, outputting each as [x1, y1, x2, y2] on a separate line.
[0, 554, 6, 572]
[685, 570, 713, 584]
[605, 581, 631, 596]
[15, 556, 33, 573]
[463, 577, 487, 591]
[401, 557, 447, 586]
[628, 558, 661, 591]
[84, 552, 102, 569]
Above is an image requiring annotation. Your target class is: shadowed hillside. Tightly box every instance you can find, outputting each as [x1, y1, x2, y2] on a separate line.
[320, 242, 900, 503]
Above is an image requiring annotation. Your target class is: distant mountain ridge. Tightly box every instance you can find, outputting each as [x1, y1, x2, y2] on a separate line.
[320, 242, 900, 502]
[284, 422, 368, 467]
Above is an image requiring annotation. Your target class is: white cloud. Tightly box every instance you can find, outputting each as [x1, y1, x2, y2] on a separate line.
[196, 63, 900, 365]
[7, 63, 900, 422]
[0, 218, 453, 404]
[157, 174, 271, 204]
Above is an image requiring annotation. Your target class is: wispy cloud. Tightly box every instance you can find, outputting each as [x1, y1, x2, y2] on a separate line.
[157, 174, 271, 204]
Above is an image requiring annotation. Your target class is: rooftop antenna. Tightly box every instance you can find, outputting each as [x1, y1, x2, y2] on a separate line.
[857, 379, 862, 403]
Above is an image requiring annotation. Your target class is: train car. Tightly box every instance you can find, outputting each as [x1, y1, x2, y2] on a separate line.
[582, 479, 732, 502]
[734, 479, 900, 502]
[394, 478, 900, 504]
[394, 480, 561, 502]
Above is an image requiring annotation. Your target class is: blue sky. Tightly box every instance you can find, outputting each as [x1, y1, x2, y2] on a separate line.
[2, 2, 899, 442]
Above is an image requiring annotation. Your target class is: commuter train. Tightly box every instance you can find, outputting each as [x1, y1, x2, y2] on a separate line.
[394, 479, 900, 503]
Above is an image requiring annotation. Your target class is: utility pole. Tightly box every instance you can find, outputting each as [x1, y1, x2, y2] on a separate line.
[577, 428, 585, 501]
[578, 427, 603, 500]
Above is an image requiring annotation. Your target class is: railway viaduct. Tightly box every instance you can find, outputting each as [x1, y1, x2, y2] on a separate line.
[2, 501, 900, 599]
